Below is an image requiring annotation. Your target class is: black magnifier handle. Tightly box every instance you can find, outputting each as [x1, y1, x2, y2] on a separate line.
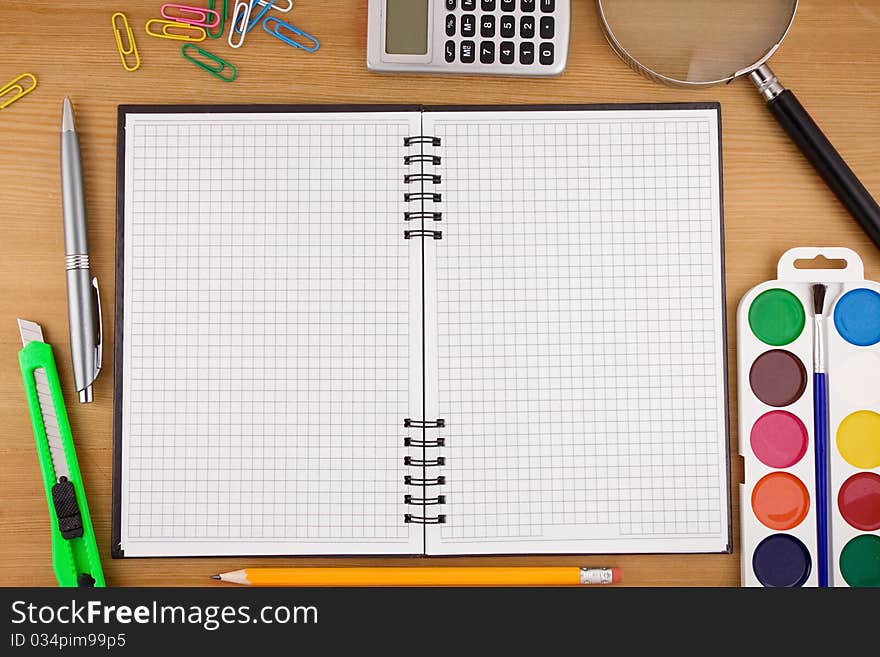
[750, 64, 880, 248]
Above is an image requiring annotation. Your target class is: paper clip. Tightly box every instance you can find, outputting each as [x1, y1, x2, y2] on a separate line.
[227, 0, 252, 48]
[111, 12, 140, 72]
[161, 4, 221, 29]
[257, 0, 292, 11]
[262, 17, 320, 52]
[181, 44, 237, 82]
[145, 19, 207, 42]
[206, 0, 228, 39]
[0, 73, 37, 110]
[233, 0, 277, 36]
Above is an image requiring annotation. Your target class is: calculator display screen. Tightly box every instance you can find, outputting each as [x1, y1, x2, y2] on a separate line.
[385, 0, 429, 54]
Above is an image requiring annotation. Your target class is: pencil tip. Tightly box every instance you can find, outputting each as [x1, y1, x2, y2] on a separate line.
[210, 574, 221, 580]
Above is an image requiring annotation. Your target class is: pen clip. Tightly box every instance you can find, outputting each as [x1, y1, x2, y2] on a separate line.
[91, 277, 103, 377]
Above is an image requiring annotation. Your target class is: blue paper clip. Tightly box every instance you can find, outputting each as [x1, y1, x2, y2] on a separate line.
[262, 16, 319, 52]
[233, 0, 276, 35]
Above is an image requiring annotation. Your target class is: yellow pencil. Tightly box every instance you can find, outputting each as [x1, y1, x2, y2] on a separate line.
[211, 566, 622, 587]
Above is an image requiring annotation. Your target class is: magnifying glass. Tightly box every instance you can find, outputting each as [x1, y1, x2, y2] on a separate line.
[596, 0, 880, 248]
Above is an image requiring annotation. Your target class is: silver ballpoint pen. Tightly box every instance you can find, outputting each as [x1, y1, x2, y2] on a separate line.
[61, 97, 102, 403]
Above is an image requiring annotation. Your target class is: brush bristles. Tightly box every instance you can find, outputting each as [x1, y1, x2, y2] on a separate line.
[812, 284, 827, 316]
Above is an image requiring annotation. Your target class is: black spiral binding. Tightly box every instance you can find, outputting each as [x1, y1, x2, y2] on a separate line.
[404, 494, 446, 505]
[404, 211, 442, 222]
[404, 418, 445, 428]
[404, 436, 445, 448]
[404, 475, 446, 486]
[404, 173, 442, 185]
[404, 136, 441, 146]
[404, 456, 446, 467]
[404, 514, 446, 525]
[403, 421, 446, 524]
[403, 134, 442, 240]
[404, 229, 442, 239]
[403, 134, 446, 526]
[403, 418, 446, 524]
[403, 154, 442, 165]
[404, 191, 442, 203]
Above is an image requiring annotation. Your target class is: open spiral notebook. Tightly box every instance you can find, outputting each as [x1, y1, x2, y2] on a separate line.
[112, 103, 730, 557]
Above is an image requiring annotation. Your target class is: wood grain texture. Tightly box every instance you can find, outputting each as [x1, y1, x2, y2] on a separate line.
[1, 0, 879, 587]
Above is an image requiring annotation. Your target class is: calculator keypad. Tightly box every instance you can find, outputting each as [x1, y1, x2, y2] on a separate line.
[443, 0, 559, 68]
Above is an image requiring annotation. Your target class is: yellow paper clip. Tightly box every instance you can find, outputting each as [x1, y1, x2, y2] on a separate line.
[0, 73, 37, 110]
[112, 12, 141, 72]
[145, 18, 207, 42]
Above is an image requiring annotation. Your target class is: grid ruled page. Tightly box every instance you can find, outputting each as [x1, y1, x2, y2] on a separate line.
[424, 109, 730, 554]
[119, 111, 423, 556]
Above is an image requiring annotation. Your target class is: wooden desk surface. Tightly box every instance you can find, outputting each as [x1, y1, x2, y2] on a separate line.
[2, 0, 879, 587]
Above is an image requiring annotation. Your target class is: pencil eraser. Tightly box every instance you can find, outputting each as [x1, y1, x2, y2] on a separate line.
[611, 568, 623, 584]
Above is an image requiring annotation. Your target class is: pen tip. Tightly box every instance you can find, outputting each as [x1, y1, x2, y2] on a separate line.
[210, 574, 221, 580]
[62, 97, 75, 132]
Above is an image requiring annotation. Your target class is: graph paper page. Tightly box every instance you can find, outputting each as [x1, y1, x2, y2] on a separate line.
[424, 109, 730, 554]
[119, 111, 423, 556]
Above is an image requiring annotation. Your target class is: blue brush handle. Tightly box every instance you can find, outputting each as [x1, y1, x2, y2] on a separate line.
[814, 372, 829, 587]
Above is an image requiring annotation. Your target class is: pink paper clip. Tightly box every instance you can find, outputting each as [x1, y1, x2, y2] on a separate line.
[160, 4, 222, 29]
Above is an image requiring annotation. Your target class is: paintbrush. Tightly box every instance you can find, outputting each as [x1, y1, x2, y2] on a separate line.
[812, 283, 830, 586]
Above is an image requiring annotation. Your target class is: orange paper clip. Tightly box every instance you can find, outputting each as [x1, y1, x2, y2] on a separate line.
[0, 73, 37, 110]
[145, 18, 207, 42]
[112, 12, 140, 71]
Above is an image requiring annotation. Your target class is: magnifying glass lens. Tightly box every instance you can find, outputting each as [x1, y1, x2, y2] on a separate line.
[600, 0, 796, 84]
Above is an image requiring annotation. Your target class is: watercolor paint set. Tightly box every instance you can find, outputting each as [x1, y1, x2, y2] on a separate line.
[738, 247, 880, 587]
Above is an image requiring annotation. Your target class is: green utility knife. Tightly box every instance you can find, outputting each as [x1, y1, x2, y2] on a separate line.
[17, 319, 104, 587]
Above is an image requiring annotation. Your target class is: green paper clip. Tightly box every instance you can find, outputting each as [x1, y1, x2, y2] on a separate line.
[17, 319, 105, 588]
[206, 0, 228, 39]
[181, 44, 237, 81]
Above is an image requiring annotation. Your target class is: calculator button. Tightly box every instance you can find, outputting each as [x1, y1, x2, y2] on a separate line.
[481, 0, 496, 9]
[521, 0, 536, 12]
[445, 40, 456, 63]
[540, 16, 554, 39]
[520, 16, 535, 38]
[461, 14, 476, 37]
[539, 42, 554, 65]
[519, 41, 535, 65]
[540, 0, 555, 11]
[462, 0, 476, 10]
[500, 15, 515, 38]
[500, 42, 515, 64]
[480, 15, 496, 38]
[501, 0, 515, 10]
[446, 0, 457, 9]
[446, 14, 456, 37]
[480, 41, 495, 64]
[461, 40, 476, 63]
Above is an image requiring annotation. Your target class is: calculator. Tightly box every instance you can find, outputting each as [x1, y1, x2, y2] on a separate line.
[367, 0, 570, 76]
